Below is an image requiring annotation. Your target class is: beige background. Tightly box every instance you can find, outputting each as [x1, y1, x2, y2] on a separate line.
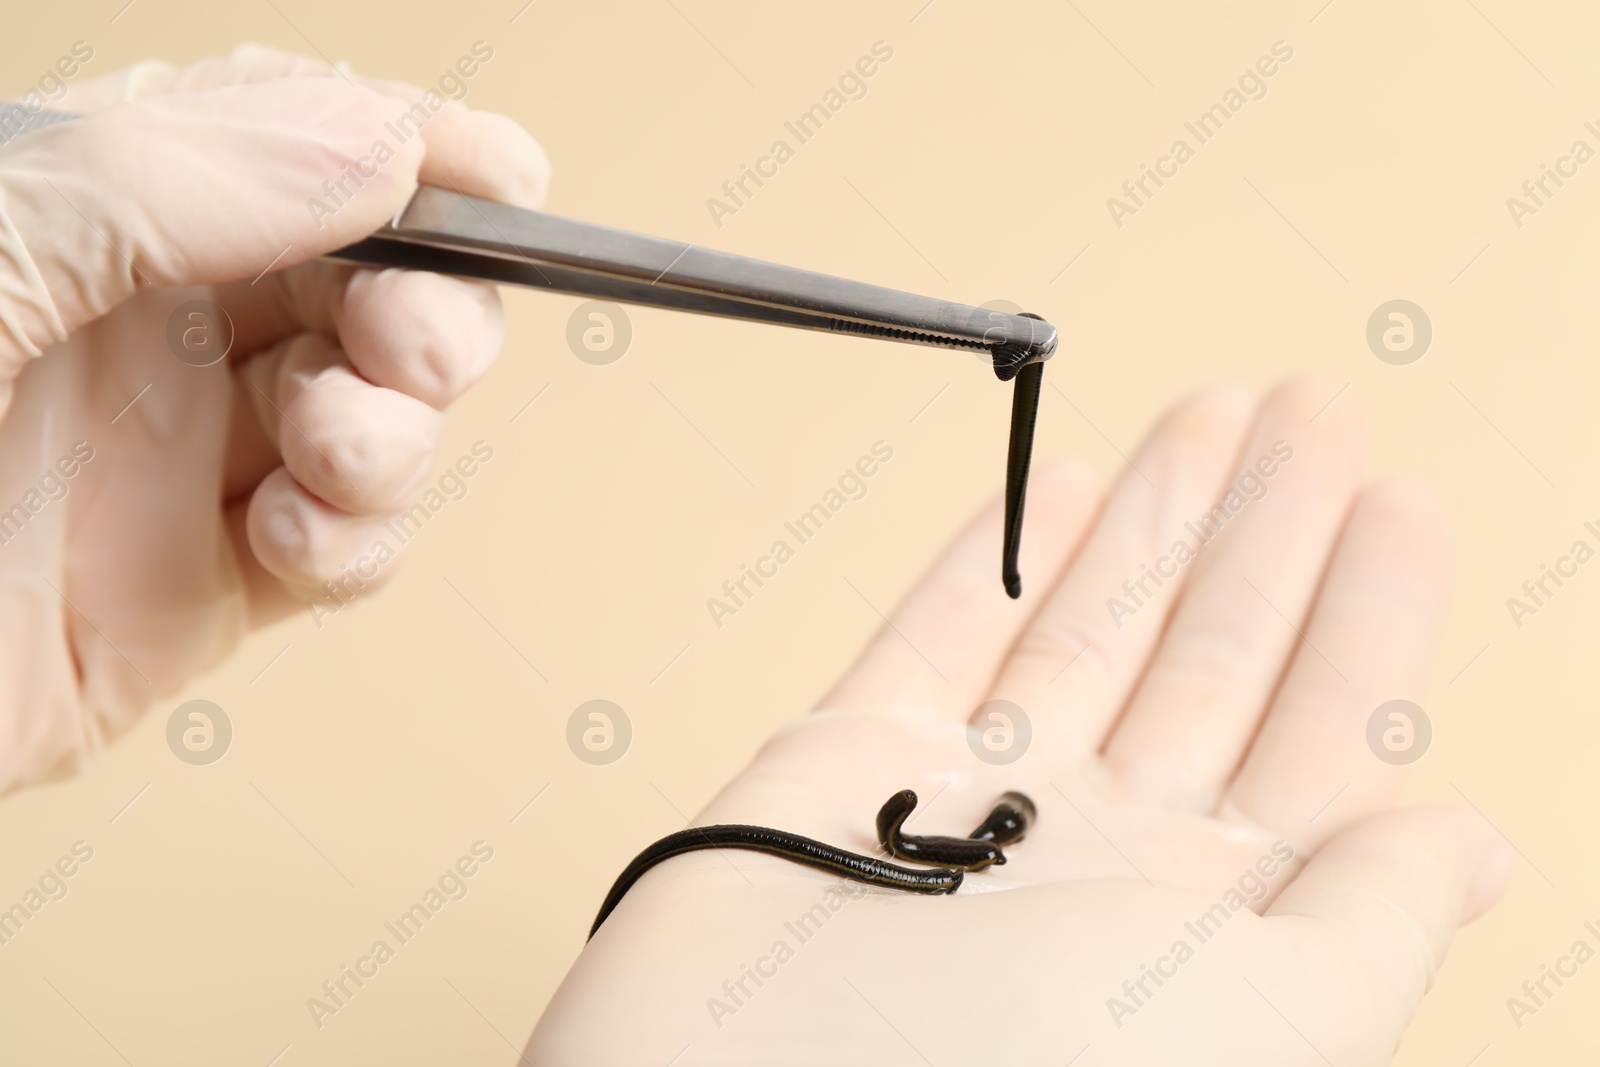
[2, 0, 1596, 1063]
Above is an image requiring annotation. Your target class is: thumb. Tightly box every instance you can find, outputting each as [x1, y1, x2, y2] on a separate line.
[1265, 805, 1513, 1038]
[0, 76, 425, 370]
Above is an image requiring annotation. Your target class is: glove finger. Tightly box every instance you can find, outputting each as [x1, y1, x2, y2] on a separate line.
[1265, 805, 1513, 1038]
[238, 332, 445, 516]
[33, 43, 333, 111]
[336, 268, 503, 410]
[216, 260, 505, 411]
[0, 78, 426, 368]
[245, 465, 406, 591]
[356, 87, 551, 207]
[52, 43, 549, 207]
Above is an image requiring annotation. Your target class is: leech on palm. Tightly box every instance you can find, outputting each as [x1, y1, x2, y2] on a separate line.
[529, 377, 1511, 1066]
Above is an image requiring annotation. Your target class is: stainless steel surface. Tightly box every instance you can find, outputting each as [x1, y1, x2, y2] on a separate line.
[354, 186, 1057, 371]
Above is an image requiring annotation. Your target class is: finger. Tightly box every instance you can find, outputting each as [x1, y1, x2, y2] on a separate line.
[220, 266, 500, 508]
[223, 339, 286, 503]
[819, 459, 1099, 721]
[240, 333, 445, 515]
[245, 466, 406, 590]
[1103, 376, 1365, 809]
[61, 44, 550, 208]
[50, 43, 334, 110]
[225, 499, 302, 627]
[984, 386, 1255, 758]
[1265, 806, 1511, 1041]
[1220, 478, 1453, 848]
[335, 269, 504, 409]
[0, 78, 426, 367]
[214, 260, 505, 410]
[363, 89, 551, 207]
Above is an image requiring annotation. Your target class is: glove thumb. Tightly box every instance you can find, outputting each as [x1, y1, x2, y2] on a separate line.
[0, 77, 426, 375]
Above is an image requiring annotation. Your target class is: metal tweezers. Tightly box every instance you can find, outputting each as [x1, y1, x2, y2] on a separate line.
[4, 106, 1058, 597]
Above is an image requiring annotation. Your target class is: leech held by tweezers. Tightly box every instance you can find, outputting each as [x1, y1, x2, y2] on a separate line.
[330, 187, 1059, 599]
[7, 112, 1060, 596]
[999, 327, 1047, 600]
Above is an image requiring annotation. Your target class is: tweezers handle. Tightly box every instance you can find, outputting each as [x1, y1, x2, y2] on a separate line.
[333, 187, 1056, 377]
[1, 109, 1055, 374]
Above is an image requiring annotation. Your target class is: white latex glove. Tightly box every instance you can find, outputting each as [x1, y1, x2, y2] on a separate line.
[527, 378, 1513, 1066]
[0, 45, 548, 792]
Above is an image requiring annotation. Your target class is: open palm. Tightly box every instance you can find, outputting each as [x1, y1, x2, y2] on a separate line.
[527, 378, 1509, 1066]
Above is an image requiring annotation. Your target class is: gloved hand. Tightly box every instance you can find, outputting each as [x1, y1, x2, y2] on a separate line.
[526, 378, 1512, 1066]
[0, 45, 548, 792]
